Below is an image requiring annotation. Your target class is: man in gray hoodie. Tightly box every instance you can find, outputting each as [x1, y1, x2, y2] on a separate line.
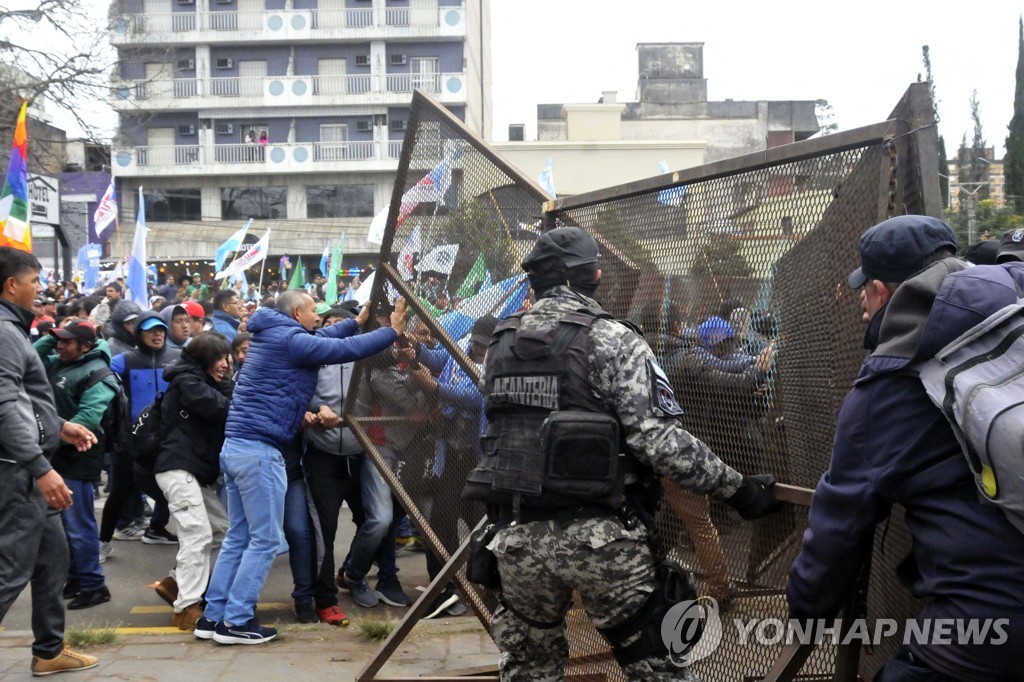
[0, 247, 103, 676]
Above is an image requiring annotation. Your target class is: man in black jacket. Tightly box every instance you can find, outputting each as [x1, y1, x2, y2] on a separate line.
[0, 247, 102, 676]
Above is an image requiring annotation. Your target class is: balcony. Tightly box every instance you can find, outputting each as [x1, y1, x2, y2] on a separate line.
[111, 72, 467, 110]
[109, 5, 466, 46]
[112, 140, 403, 177]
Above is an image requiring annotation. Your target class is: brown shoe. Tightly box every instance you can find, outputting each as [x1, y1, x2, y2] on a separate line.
[172, 603, 204, 631]
[154, 576, 178, 606]
[31, 642, 99, 676]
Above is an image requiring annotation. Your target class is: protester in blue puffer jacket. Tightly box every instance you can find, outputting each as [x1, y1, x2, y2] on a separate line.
[199, 290, 406, 646]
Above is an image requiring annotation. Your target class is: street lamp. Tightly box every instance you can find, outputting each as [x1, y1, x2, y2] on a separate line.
[957, 182, 987, 244]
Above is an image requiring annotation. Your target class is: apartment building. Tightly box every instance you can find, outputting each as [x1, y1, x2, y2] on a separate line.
[108, 0, 490, 265]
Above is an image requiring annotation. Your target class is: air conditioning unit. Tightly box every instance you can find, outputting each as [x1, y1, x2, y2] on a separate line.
[178, 124, 196, 135]
[215, 123, 234, 135]
[389, 54, 407, 66]
[354, 55, 370, 67]
[215, 58, 233, 70]
[390, 119, 406, 132]
[177, 58, 195, 71]
[356, 120, 372, 132]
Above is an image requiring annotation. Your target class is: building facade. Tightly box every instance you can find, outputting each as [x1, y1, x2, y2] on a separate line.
[108, 0, 491, 268]
[496, 42, 819, 197]
[947, 146, 1006, 211]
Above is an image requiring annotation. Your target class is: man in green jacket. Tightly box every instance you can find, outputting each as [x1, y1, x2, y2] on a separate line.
[35, 320, 118, 611]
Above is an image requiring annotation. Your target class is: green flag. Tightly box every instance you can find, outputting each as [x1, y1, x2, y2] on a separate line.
[288, 256, 304, 290]
[417, 296, 443, 318]
[455, 254, 487, 298]
[325, 235, 346, 304]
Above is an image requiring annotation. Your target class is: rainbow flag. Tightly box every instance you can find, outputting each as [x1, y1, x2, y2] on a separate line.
[0, 102, 30, 252]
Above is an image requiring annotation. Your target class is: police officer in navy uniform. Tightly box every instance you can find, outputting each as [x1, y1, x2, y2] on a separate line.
[464, 227, 782, 681]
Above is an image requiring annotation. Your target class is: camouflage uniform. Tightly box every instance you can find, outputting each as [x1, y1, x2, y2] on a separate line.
[486, 285, 742, 682]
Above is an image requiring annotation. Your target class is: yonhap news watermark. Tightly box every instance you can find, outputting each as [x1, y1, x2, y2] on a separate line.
[661, 598, 1009, 667]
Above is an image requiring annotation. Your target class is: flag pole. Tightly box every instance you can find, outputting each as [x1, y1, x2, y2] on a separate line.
[256, 228, 270, 299]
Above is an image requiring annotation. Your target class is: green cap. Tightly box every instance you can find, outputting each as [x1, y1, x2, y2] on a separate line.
[314, 302, 332, 315]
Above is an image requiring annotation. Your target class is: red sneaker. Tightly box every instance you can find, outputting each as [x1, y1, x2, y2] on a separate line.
[317, 605, 350, 627]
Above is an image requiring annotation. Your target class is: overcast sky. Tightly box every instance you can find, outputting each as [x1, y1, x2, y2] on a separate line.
[26, 0, 1022, 161]
[489, 0, 1020, 157]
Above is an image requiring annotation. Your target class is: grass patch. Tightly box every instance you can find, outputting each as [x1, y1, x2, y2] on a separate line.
[66, 623, 118, 648]
[355, 617, 395, 642]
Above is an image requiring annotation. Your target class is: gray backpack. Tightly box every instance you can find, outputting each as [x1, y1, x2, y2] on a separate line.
[916, 302, 1024, 535]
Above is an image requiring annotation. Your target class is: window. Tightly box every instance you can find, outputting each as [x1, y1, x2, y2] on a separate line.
[306, 185, 373, 218]
[221, 187, 287, 220]
[143, 189, 201, 222]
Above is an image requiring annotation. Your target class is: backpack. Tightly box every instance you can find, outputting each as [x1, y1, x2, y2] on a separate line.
[128, 393, 165, 471]
[80, 368, 129, 455]
[916, 302, 1024, 535]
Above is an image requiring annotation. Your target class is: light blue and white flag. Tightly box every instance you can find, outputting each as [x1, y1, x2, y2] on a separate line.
[215, 218, 253, 273]
[656, 160, 686, 207]
[319, 240, 330, 277]
[538, 157, 556, 197]
[125, 187, 150, 309]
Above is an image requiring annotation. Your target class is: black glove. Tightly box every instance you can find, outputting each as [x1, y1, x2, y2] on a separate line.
[725, 474, 783, 520]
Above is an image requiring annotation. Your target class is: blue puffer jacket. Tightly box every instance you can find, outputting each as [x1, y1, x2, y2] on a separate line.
[788, 260, 1024, 681]
[225, 306, 397, 447]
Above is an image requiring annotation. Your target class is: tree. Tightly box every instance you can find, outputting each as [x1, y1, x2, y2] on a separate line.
[0, 0, 114, 168]
[921, 45, 951, 208]
[1006, 17, 1024, 216]
[959, 90, 991, 201]
[814, 100, 838, 136]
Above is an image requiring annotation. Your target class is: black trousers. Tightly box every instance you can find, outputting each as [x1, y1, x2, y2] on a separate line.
[0, 462, 68, 658]
[304, 447, 364, 609]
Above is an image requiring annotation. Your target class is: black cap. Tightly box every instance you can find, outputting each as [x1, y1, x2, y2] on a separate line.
[846, 215, 957, 288]
[963, 239, 1001, 265]
[470, 314, 499, 345]
[996, 228, 1024, 263]
[50, 320, 98, 345]
[522, 227, 599, 271]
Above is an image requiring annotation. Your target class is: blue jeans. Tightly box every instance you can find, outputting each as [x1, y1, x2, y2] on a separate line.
[874, 646, 958, 681]
[61, 478, 104, 591]
[283, 479, 314, 603]
[344, 447, 396, 582]
[203, 438, 286, 626]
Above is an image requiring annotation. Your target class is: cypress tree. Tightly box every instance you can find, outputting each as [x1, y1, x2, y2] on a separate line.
[1005, 17, 1024, 215]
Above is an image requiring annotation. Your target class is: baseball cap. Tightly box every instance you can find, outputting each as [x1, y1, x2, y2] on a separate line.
[697, 316, 734, 349]
[470, 315, 499, 346]
[846, 215, 958, 289]
[139, 317, 169, 332]
[522, 227, 599, 270]
[996, 228, 1024, 263]
[182, 301, 205, 319]
[314, 302, 332, 316]
[122, 311, 140, 323]
[50, 320, 98, 345]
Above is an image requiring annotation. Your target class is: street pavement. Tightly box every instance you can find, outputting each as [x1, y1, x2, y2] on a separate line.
[0, 491, 499, 680]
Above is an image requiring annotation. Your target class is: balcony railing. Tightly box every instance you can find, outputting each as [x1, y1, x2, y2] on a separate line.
[122, 142, 400, 169]
[114, 72, 464, 106]
[384, 72, 442, 94]
[136, 145, 201, 166]
[111, 5, 450, 39]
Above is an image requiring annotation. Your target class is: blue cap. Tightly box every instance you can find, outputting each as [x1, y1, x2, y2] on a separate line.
[697, 316, 734, 349]
[847, 215, 957, 288]
[139, 317, 169, 332]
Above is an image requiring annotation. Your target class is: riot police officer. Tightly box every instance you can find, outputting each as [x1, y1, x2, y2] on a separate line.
[464, 227, 782, 681]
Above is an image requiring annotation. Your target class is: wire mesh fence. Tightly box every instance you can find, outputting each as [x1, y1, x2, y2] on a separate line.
[351, 84, 941, 681]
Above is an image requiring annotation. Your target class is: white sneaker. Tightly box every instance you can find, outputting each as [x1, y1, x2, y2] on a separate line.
[113, 524, 146, 541]
[98, 541, 113, 563]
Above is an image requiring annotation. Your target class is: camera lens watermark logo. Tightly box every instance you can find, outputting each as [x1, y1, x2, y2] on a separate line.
[661, 597, 723, 666]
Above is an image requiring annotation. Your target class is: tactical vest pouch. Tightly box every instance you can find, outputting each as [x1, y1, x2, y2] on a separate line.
[483, 417, 547, 497]
[541, 410, 621, 500]
[466, 522, 504, 590]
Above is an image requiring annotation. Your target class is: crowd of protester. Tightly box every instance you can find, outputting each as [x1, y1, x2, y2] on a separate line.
[10, 264, 486, 643]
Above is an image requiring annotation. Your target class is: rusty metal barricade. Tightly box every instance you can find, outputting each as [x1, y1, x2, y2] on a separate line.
[353, 83, 942, 681]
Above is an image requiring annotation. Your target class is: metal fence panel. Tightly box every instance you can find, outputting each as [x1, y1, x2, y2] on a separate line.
[353, 84, 940, 681]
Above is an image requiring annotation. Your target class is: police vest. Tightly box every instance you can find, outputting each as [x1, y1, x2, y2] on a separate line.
[464, 305, 629, 509]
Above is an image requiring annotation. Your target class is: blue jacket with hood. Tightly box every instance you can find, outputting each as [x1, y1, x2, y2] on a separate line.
[224, 306, 396, 447]
[110, 310, 180, 419]
[788, 259, 1024, 681]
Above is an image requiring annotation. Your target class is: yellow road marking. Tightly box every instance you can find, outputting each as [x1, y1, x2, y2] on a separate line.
[130, 602, 290, 615]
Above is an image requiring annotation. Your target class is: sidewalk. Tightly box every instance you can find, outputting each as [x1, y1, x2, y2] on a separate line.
[0, 616, 500, 680]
